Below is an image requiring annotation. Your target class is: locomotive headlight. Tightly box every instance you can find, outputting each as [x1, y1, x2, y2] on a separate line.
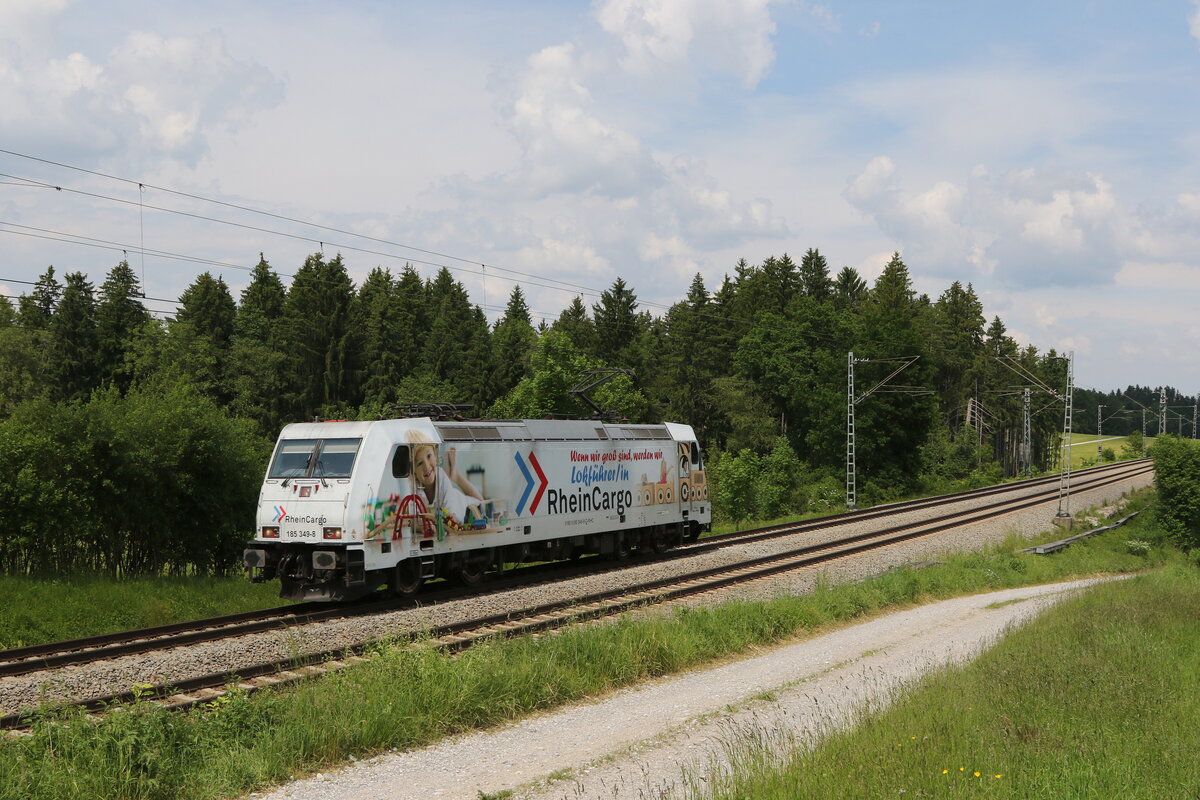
[261, 526, 280, 539]
[313, 550, 338, 569]
[322, 527, 343, 540]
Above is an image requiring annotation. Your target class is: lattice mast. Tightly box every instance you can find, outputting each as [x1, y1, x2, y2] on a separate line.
[846, 351, 856, 510]
[1055, 352, 1074, 519]
[1022, 388, 1032, 476]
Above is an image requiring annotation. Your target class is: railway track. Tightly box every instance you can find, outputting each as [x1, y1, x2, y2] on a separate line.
[0, 458, 1151, 730]
[0, 458, 1147, 682]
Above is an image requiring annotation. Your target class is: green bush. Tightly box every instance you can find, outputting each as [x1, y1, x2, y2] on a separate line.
[0, 380, 270, 576]
[709, 438, 806, 523]
[1150, 436, 1200, 550]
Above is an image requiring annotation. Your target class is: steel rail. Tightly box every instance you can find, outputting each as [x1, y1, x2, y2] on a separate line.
[0, 458, 1149, 680]
[0, 462, 1151, 730]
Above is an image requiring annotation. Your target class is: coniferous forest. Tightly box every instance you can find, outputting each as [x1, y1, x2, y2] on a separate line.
[0, 249, 1192, 577]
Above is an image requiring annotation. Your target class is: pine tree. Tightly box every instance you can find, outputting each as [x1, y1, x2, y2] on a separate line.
[592, 277, 639, 365]
[421, 267, 476, 387]
[356, 267, 401, 404]
[931, 281, 985, 420]
[50, 272, 99, 402]
[277, 252, 359, 417]
[0, 294, 14, 327]
[17, 266, 61, 329]
[176, 272, 236, 349]
[491, 286, 537, 399]
[95, 261, 149, 391]
[550, 296, 595, 355]
[391, 265, 429, 380]
[834, 266, 868, 308]
[856, 252, 936, 494]
[227, 256, 288, 432]
[235, 255, 286, 341]
[798, 248, 832, 300]
[660, 273, 719, 436]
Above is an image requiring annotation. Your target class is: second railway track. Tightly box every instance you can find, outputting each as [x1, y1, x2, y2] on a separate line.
[0, 458, 1147, 680]
[0, 458, 1152, 729]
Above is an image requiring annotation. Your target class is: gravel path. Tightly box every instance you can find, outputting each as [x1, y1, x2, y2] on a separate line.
[0, 467, 1150, 718]
[251, 576, 1126, 800]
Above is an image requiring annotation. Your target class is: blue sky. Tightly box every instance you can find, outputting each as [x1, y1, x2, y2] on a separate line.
[3, 0, 1200, 393]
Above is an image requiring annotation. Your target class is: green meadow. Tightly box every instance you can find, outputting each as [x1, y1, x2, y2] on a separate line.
[1, 490, 1182, 800]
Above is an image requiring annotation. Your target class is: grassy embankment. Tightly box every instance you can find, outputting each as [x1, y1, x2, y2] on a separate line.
[1, 490, 1182, 800]
[0, 576, 284, 649]
[690, 560, 1200, 799]
[0, 443, 1147, 650]
[1064, 431, 1151, 470]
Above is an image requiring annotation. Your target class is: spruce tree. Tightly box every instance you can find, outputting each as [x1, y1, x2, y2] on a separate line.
[592, 277, 639, 365]
[391, 265, 429, 379]
[491, 286, 537, 398]
[95, 260, 149, 391]
[834, 266, 868, 308]
[356, 266, 401, 404]
[421, 267, 477, 386]
[798, 248, 833, 300]
[277, 252, 358, 417]
[227, 256, 288, 432]
[17, 266, 61, 329]
[50, 271, 99, 402]
[550, 296, 595, 355]
[176, 272, 236, 349]
[235, 255, 286, 341]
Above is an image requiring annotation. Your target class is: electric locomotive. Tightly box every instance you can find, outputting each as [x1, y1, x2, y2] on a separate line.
[243, 417, 710, 601]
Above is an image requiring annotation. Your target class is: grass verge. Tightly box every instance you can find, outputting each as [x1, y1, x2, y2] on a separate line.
[0, 492, 1177, 800]
[0, 575, 286, 649]
[690, 561, 1200, 799]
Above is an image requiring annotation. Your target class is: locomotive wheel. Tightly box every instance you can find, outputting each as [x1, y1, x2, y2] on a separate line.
[392, 560, 423, 597]
[456, 558, 486, 587]
[612, 533, 631, 560]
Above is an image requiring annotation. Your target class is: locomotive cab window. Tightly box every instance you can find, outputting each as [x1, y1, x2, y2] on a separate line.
[315, 438, 360, 478]
[392, 445, 411, 478]
[269, 439, 319, 478]
[268, 438, 361, 479]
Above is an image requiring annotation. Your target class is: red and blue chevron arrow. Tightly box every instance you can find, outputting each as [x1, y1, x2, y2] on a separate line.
[514, 452, 549, 515]
[273, 506, 286, 522]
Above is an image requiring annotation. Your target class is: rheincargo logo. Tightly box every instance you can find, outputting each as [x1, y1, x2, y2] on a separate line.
[283, 514, 328, 525]
[514, 451, 548, 515]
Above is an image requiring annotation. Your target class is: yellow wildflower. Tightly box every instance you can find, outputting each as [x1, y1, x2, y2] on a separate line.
[974, 772, 981, 777]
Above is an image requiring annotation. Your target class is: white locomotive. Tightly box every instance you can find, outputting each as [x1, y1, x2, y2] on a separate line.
[244, 417, 710, 601]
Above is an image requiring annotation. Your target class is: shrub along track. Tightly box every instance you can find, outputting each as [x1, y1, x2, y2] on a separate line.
[0, 458, 1145, 681]
[0, 458, 1150, 730]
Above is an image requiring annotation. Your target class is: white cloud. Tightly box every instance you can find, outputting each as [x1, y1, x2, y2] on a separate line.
[1115, 261, 1200, 291]
[0, 15, 282, 166]
[844, 68, 1105, 159]
[505, 43, 653, 199]
[1191, 1, 1200, 44]
[805, 4, 841, 33]
[595, 0, 778, 88]
[844, 158, 1143, 288]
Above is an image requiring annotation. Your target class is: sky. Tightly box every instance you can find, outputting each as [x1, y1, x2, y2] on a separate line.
[2, 0, 1200, 393]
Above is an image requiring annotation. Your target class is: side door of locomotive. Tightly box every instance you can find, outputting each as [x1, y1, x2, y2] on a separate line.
[677, 440, 704, 519]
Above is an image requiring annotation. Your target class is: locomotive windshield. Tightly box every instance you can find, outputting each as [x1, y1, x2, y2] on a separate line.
[268, 438, 361, 479]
